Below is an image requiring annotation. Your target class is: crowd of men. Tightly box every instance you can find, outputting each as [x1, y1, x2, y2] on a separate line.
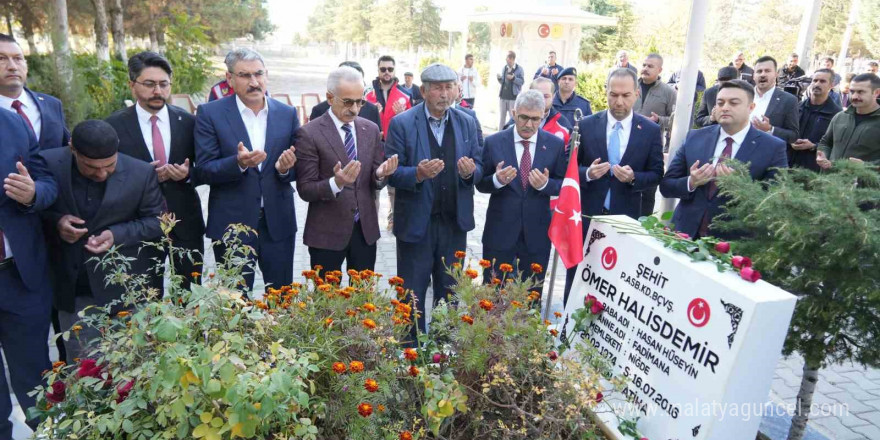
[1, 28, 880, 435]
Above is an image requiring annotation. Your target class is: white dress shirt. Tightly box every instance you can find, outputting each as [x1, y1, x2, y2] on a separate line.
[328, 110, 357, 196]
[493, 130, 547, 191]
[687, 124, 749, 192]
[585, 111, 634, 182]
[750, 87, 774, 120]
[136, 103, 171, 162]
[236, 95, 269, 172]
[0, 90, 42, 141]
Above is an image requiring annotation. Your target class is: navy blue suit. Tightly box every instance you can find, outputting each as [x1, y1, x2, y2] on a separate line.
[0, 109, 57, 436]
[564, 111, 664, 304]
[660, 125, 788, 238]
[195, 96, 300, 291]
[386, 104, 482, 339]
[477, 128, 565, 283]
[24, 87, 70, 150]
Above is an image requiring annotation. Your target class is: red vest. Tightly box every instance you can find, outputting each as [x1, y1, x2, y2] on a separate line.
[543, 112, 571, 146]
[366, 83, 413, 138]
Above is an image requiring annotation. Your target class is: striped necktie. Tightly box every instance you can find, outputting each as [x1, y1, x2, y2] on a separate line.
[342, 123, 359, 222]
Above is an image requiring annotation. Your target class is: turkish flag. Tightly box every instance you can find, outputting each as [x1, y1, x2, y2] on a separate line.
[548, 144, 583, 269]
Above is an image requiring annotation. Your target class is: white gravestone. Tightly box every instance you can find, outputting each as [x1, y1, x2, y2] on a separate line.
[561, 216, 797, 440]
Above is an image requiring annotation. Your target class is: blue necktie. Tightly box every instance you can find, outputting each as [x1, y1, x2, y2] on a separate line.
[342, 123, 359, 222]
[604, 121, 622, 210]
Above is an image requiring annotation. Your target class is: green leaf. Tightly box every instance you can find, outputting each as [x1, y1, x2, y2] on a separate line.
[661, 211, 673, 221]
[154, 316, 184, 342]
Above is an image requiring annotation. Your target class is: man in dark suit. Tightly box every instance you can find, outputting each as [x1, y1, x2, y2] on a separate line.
[309, 61, 381, 129]
[564, 68, 664, 304]
[41, 120, 164, 362]
[660, 80, 788, 239]
[386, 63, 482, 341]
[750, 56, 800, 145]
[695, 66, 738, 127]
[477, 89, 565, 285]
[106, 51, 205, 291]
[0, 108, 57, 438]
[195, 48, 299, 292]
[0, 33, 70, 150]
[295, 66, 398, 273]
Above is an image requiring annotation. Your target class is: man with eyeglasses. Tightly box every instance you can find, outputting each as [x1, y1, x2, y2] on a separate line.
[309, 61, 381, 130]
[365, 55, 412, 139]
[195, 48, 300, 293]
[477, 89, 566, 287]
[385, 63, 482, 344]
[501, 78, 571, 146]
[564, 68, 664, 305]
[0, 33, 70, 150]
[294, 66, 398, 273]
[106, 51, 206, 292]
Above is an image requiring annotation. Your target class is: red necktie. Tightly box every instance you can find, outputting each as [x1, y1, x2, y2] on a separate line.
[11, 100, 35, 136]
[150, 115, 167, 166]
[519, 140, 532, 191]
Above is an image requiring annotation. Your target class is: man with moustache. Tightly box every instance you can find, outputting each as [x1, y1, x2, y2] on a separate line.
[534, 50, 565, 87]
[385, 64, 482, 342]
[195, 48, 300, 292]
[777, 53, 806, 86]
[660, 80, 788, 239]
[789, 69, 842, 171]
[633, 54, 676, 216]
[0, 34, 69, 150]
[730, 51, 755, 85]
[749, 56, 800, 146]
[365, 55, 412, 138]
[817, 73, 880, 168]
[477, 89, 566, 286]
[564, 68, 664, 304]
[295, 66, 398, 273]
[497, 51, 524, 130]
[106, 51, 205, 291]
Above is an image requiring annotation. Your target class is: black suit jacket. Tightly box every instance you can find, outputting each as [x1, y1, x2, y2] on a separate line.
[39, 149, 164, 312]
[761, 88, 800, 145]
[105, 104, 205, 243]
[695, 85, 719, 127]
[310, 100, 381, 130]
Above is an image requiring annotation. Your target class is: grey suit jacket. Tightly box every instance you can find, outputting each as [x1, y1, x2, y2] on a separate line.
[634, 79, 677, 133]
[294, 113, 385, 251]
[761, 87, 800, 145]
[40, 149, 164, 312]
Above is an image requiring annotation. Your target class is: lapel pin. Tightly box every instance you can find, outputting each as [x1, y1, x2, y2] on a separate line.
[178, 116, 182, 121]
[636, 124, 642, 130]
[542, 145, 546, 150]
[38, 96, 44, 101]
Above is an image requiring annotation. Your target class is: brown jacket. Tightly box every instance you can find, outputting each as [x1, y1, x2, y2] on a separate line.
[295, 113, 385, 250]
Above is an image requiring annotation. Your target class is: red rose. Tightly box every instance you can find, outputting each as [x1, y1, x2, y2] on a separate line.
[714, 242, 731, 253]
[46, 381, 66, 403]
[76, 359, 103, 379]
[584, 294, 597, 307]
[676, 232, 691, 240]
[548, 351, 558, 361]
[116, 379, 136, 403]
[731, 256, 752, 268]
[590, 301, 605, 315]
[595, 391, 604, 403]
[740, 266, 761, 282]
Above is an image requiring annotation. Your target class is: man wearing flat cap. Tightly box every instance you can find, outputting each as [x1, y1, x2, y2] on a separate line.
[552, 67, 592, 125]
[385, 63, 482, 343]
[695, 66, 739, 127]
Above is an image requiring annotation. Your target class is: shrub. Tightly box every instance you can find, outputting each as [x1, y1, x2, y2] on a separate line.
[576, 64, 611, 112]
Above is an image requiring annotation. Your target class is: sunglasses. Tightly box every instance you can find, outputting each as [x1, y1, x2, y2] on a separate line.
[379, 67, 395, 73]
[337, 97, 367, 108]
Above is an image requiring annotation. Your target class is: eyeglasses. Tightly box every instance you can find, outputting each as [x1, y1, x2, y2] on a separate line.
[233, 71, 265, 81]
[135, 81, 172, 90]
[516, 114, 542, 124]
[336, 97, 367, 108]
[379, 67, 394, 73]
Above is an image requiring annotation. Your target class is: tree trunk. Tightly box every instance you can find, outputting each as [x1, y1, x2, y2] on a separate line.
[91, 0, 110, 62]
[4, 12, 12, 35]
[50, 0, 73, 108]
[786, 359, 820, 440]
[156, 25, 166, 54]
[108, 0, 126, 62]
[20, 14, 39, 55]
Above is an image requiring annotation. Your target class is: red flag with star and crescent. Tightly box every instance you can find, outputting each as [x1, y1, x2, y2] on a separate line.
[548, 144, 583, 269]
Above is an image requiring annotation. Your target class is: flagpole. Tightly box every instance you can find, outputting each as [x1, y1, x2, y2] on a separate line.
[542, 109, 583, 321]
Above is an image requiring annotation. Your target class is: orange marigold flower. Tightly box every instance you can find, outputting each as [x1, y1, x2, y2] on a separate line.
[332, 362, 347, 374]
[511, 300, 523, 308]
[400, 431, 414, 440]
[491, 277, 502, 285]
[478, 259, 492, 268]
[209, 273, 216, 279]
[531, 263, 543, 274]
[403, 348, 418, 361]
[395, 286, 406, 299]
[499, 263, 514, 273]
[461, 315, 474, 325]
[302, 270, 316, 279]
[317, 284, 333, 293]
[314, 265, 324, 272]
[324, 317, 334, 327]
[362, 319, 377, 329]
[554, 312, 563, 318]
[346, 309, 358, 317]
[465, 269, 479, 279]
[451, 262, 462, 269]
[297, 302, 307, 310]
[454, 250, 467, 259]
[479, 299, 494, 311]
[325, 274, 341, 284]
[389, 276, 405, 286]
[349, 361, 364, 373]
[408, 365, 419, 377]
[360, 269, 375, 279]
[363, 302, 377, 312]
[358, 402, 373, 417]
[544, 319, 552, 326]
[348, 269, 359, 277]
[377, 404, 386, 412]
[116, 311, 130, 318]
[71, 325, 83, 334]
[364, 378, 379, 393]
[549, 329, 559, 337]
[191, 271, 200, 278]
